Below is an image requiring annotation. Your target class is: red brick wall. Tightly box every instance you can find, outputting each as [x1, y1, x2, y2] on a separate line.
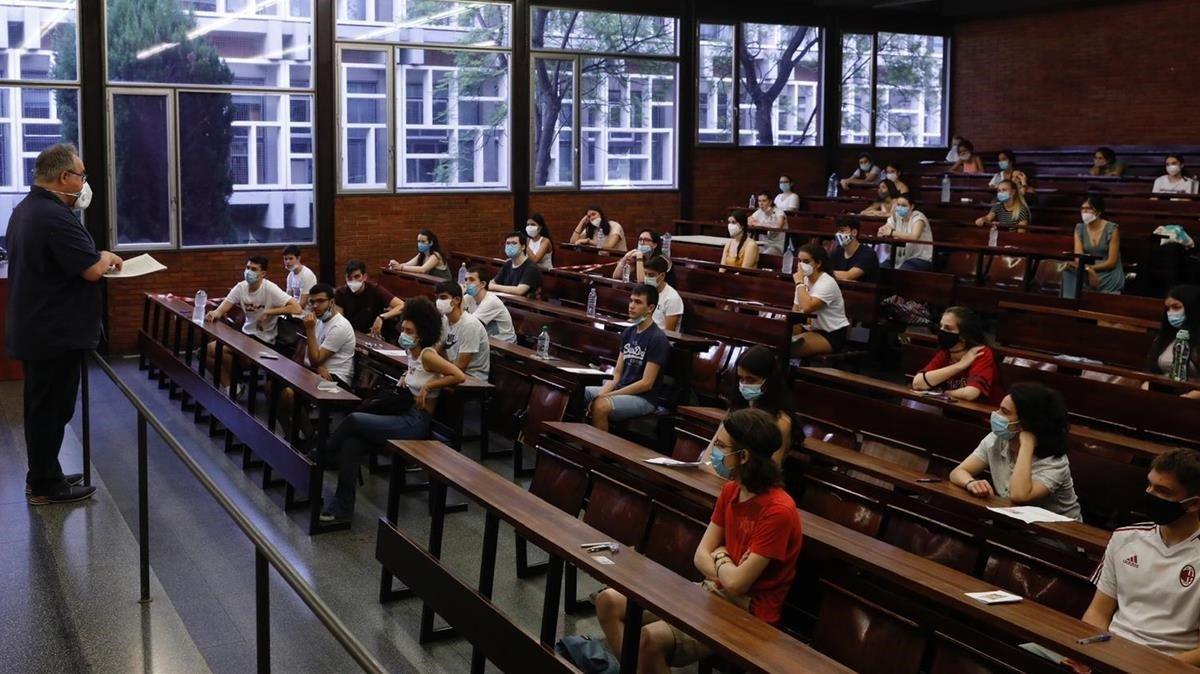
[952, 0, 1200, 148]
[528, 191, 682, 246]
[693, 147, 828, 220]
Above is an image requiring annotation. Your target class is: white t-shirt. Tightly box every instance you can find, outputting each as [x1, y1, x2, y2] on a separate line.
[313, 312, 356, 385]
[1153, 175, 1199, 195]
[750, 208, 787, 253]
[774, 192, 799, 212]
[467, 291, 517, 343]
[799, 273, 850, 333]
[888, 210, 933, 263]
[530, 236, 554, 269]
[445, 311, 490, 379]
[1092, 524, 1200, 654]
[286, 265, 317, 302]
[225, 279, 292, 343]
[652, 283, 684, 331]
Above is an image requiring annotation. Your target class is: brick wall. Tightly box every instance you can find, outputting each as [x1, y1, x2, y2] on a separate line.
[952, 0, 1200, 148]
[528, 191, 682, 246]
[694, 147, 828, 220]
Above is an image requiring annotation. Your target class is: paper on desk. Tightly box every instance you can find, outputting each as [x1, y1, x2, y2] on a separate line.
[104, 253, 167, 278]
[644, 457, 704, 468]
[965, 590, 1023, 605]
[1054, 354, 1103, 365]
[374, 349, 409, 358]
[562, 367, 608, 375]
[988, 506, 1076, 524]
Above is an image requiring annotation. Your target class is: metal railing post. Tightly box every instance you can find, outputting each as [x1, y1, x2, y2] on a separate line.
[81, 356, 91, 486]
[256, 548, 270, 674]
[137, 412, 151, 604]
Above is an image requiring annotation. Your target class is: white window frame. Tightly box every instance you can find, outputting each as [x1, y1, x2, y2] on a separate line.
[106, 87, 179, 251]
[337, 44, 393, 192]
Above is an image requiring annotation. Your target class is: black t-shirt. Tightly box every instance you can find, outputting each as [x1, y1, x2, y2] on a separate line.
[4, 187, 102, 360]
[334, 281, 396, 333]
[495, 258, 542, 297]
[832, 243, 880, 283]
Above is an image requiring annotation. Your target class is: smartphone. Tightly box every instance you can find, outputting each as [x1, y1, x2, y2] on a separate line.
[259, 351, 279, 360]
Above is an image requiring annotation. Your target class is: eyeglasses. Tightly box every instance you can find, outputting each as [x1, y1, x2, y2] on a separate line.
[66, 170, 87, 181]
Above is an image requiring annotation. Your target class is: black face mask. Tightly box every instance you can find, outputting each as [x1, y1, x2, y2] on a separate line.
[936, 329, 961, 351]
[1139, 491, 1198, 526]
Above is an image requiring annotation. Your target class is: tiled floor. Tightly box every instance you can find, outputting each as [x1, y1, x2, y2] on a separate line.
[0, 358, 621, 673]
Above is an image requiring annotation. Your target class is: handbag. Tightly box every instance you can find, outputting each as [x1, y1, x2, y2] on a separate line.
[356, 384, 414, 416]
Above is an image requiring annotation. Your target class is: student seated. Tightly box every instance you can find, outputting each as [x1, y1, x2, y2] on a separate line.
[987, 149, 1031, 194]
[882, 163, 909, 195]
[336, 259, 405, 338]
[1089, 146, 1126, 177]
[775, 174, 800, 211]
[792, 243, 850, 358]
[614, 229, 673, 284]
[643, 256, 683, 332]
[583, 285, 670, 432]
[316, 297, 465, 524]
[859, 178, 901, 217]
[949, 382, 1081, 520]
[571, 207, 627, 251]
[1154, 154, 1199, 195]
[204, 255, 300, 389]
[949, 139, 984, 174]
[1084, 448, 1200, 664]
[1062, 194, 1123, 299]
[464, 265, 517, 343]
[698, 345, 792, 470]
[722, 210, 760, 270]
[435, 280, 489, 380]
[913, 306, 1002, 403]
[749, 191, 787, 255]
[945, 134, 963, 163]
[831, 216, 879, 283]
[489, 230, 543, 298]
[595, 408, 803, 671]
[278, 283, 357, 437]
[974, 179, 1031, 232]
[524, 213, 555, 269]
[839, 152, 882, 190]
[877, 195, 933, 271]
[281, 244, 316, 305]
[1145, 285, 1200, 398]
[388, 228, 451, 280]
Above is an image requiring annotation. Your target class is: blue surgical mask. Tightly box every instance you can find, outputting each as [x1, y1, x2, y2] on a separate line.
[417, 241, 431, 254]
[643, 275, 659, 287]
[504, 243, 520, 259]
[894, 205, 910, 218]
[990, 411, 1017, 440]
[244, 269, 261, 284]
[739, 382, 764, 401]
[998, 160, 1011, 170]
[638, 244, 653, 256]
[1168, 310, 1187, 328]
[779, 182, 791, 193]
[710, 446, 733, 479]
[465, 283, 479, 297]
[319, 308, 333, 322]
[399, 333, 417, 349]
[996, 191, 1011, 202]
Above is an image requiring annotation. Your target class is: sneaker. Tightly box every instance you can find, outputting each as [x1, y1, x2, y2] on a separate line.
[28, 484, 96, 506]
[318, 510, 351, 525]
[26, 473, 84, 496]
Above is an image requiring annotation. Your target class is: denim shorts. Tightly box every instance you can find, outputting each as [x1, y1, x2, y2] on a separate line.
[584, 386, 657, 421]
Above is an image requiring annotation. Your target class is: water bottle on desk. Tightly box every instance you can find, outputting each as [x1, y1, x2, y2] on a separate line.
[827, 173, 838, 197]
[661, 232, 672, 257]
[941, 174, 951, 203]
[622, 262, 631, 283]
[586, 286, 598, 317]
[536, 325, 551, 360]
[988, 225, 999, 248]
[457, 262, 468, 285]
[749, 194, 756, 208]
[1172, 330, 1192, 382]
[192, 290, 207, 323]
[781, 240, 795, 275]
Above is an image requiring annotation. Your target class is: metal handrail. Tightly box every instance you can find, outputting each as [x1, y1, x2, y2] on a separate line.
[85, 351, 387, 674]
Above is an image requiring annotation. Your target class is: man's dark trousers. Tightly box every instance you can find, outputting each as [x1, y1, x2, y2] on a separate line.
[22, 350, 85, 494]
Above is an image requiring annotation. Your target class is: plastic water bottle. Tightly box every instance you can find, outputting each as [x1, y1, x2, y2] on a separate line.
[586, 287, 598, 317]
[192, 290, 207, 323]
[749, 194, 756, 208]
[941, 174, 951, 203]
[781, 240, 795, 275]
[622, 262, 632, 283]
[988, 225, 999, 248]
[827, 173, 838, 197]
[1172, 330, 1192, 382]
[457, 262, 468, 285]
[661, 232, 672, 257]
[536, 325, 551, 360]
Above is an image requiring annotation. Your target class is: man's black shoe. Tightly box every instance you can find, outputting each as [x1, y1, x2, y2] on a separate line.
[28, 484, 96, 506]
[26, 473, 84, 495]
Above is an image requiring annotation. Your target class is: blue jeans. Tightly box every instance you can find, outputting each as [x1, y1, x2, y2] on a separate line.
[898, 258, 933, 271]
[584, 386, 658, 421]
[320, 409, 430, 516]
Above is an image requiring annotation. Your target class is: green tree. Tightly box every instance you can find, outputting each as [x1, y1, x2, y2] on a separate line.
[739, 24, 820, 146]
[840, 33, 945, 146]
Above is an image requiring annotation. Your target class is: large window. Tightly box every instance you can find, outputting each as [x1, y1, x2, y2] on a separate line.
[336, 0, 511, 192]
[697, 21, 823, 147]
[105, 0, 316, 249]
[531, 8, 678, 190]
[839, 32, 947, 147]
[0, 1, 78, 246]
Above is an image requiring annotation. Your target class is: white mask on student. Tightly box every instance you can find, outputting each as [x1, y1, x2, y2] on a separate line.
[525, 224, 540, 238]
[1167, 164, 1183, 176]
[346, 280, 364, 293]
[436, 298, 453, 315]
[1081, 211, 1098, 225]
[727, 222, 741, 237]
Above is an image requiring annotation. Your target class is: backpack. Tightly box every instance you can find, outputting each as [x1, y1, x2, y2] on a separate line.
[554, 635, 619, 674]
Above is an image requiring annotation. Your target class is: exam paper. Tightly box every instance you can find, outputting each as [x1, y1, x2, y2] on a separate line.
[987, 506, 1076, 524]
[561, 367, 608, 375]
[644, 457, 704, 468]
[965, 590, 1023, 605]
[104, 253, 167, 278]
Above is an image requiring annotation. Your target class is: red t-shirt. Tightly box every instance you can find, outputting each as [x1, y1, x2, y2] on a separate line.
[710, 482, 803, 624]
[918, 345, 1003, 404]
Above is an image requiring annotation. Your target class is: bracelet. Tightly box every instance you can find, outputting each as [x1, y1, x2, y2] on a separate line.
[964, 479, 978, 489]
[920, 372, 932, 388]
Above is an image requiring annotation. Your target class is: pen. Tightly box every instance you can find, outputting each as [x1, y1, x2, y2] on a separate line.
[1076, 634, 1110, 645]
[915, 478, 942, 483]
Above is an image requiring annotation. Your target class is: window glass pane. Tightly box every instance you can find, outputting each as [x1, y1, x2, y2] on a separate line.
[179, 91, 314, 246]
[0, 87, 77, 245]
[737, 23, 821, 146]
[340, 48, 388, 189]
[697, 23, 733, 144]
[112, 93, 172, 246]
[532, 56, 572, 188]
[0, 0, 78, 81]
[106, 0, 312, 88]
[532, 9, 675, 56]
[396, 48, 508, 189]
[580, 57, 674, 189]
[337, 0, 509, 47]
[839, 33, 872, 145]
[875, 33, 945, 148]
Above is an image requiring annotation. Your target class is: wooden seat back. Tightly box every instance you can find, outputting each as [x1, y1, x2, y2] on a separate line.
[880, 506, 981, 575]
[581, 473, 653, 547]
[981, 543, 1094, 617]
[812, 581, 928, 674]
[528, 448, 590, 516]
[799, 476, 884, 537]
[639, 502, 707, 582]
[670, 427, 711, 462]
[522, 376, 573, 443]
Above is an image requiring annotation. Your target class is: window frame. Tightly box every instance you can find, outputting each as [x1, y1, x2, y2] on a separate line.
[0, 0, 82, 85]
[336, 43, 394, 193]
[105, 87, 179, 250]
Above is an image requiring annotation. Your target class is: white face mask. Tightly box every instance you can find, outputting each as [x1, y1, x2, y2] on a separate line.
[1167, 164, 1183, 176]
[52, 181, 92, 210]
[590, 217, 601, 227]
[436, 298, 453, 315]
[799, 262, 814, 277]
[727, 222, 741, 237]
[346, 279, 364, 293]
[885, 171, 898, 182]
[525, 224, 540, 238]
[1081, 211, 1098, 225]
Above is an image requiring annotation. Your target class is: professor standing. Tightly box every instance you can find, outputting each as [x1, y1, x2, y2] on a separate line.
[5, 143, 122, 505]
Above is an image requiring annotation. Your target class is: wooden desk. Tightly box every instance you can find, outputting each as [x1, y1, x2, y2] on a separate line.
[538, 422, 1193, 674]
[379, 439, 847, 674]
